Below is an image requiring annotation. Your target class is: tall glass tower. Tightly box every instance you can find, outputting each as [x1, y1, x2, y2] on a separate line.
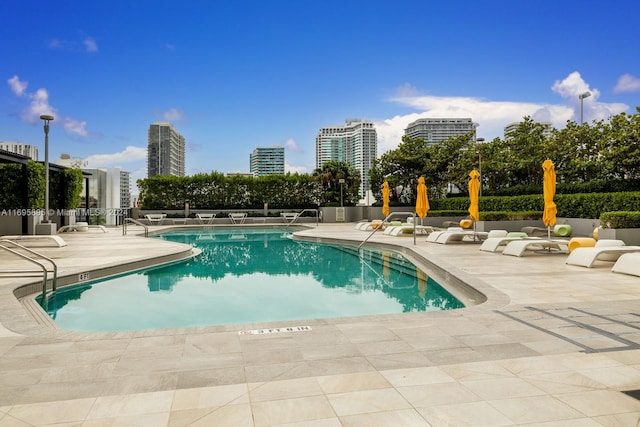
[147, 122, 185, 177]
[250, 146, 285, 177]
[315, 119, 377, 197]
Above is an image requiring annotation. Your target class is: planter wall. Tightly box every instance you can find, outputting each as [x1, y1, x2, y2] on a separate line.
[598, 228, 640, 245]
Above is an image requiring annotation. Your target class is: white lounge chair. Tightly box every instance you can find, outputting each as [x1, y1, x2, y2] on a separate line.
[426, 227, 464, 242]
[145, 214, 166, 225]
[1, 235, 67, 247]
[434, 230, 489, 244]
[58, 222, 108, 233]
[386, 225, 435, 236]
[611, 252, 640, 277]
[228, 213, 247, 224]
[502, 239, 568, 257]
[281, 212, 299, 223]
[479, 232, 539, 253]
[565, 243, 640, 268]
[196, 213, 216, 224]
[358, 220, 384, 231]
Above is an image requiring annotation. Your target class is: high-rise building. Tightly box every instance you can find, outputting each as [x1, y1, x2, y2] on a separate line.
[504, 121, 553, 140]
[404, 118, 477, 145]
[250, 146, 285, 177]
[147, 122, 185, 177]
[315, 119, 377, 197]
[0, 142, 38, 160]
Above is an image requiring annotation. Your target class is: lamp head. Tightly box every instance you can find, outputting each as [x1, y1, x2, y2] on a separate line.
[579, 91, 591, 100]
[39, 114, 54, 121]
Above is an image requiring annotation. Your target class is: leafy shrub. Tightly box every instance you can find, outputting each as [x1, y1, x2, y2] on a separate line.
[600, 211, 640, 229]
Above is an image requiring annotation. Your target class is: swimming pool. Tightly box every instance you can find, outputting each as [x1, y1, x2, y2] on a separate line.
[39, 228, 464, 331]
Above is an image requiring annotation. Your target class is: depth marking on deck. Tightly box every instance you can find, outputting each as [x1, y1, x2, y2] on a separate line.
[238, 326, 312, 335]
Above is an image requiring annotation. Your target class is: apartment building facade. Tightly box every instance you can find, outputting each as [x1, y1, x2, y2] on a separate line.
[404, 118, 477, 145]
[315, 119, 377, 197]
[147, 122, 185, 177]
[0, 142, 38, 160]
[250, 146, 285, 177]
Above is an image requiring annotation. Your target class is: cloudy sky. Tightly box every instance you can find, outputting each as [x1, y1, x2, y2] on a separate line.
[2, 0, 639, 189]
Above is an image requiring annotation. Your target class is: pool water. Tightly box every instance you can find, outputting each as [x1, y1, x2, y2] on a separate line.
[39, 228, 464, 332]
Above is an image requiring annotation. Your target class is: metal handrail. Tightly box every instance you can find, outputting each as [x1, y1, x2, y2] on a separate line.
[0, 240, 58, 302]
[285, 209, 320, 229]
[357, 211, 417, 251]
[123, 217, 149, 237]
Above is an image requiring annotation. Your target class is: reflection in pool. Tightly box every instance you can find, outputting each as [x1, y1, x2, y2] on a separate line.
[40, 228, 464, 331]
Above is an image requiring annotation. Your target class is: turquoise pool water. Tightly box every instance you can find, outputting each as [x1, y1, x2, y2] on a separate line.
[40, 228, 464, 332]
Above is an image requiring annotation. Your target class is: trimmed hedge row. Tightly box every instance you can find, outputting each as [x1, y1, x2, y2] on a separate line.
[600, 211, 640, 228]
[430, 192, 640, 219]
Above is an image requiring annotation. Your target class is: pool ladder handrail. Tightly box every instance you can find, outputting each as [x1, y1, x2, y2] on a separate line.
[357, 211, 417, 251]
[0, 239, 58, 302]
[123, 217, 149, 237]
[284, 208, 320, 230]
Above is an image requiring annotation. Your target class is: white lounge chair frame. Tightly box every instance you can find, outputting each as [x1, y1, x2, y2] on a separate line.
[228, 213, 247, 224]
[280, 212, 299, 223]
[502, 239, 568, 257]
[611, 252, 640, 277]
[386, 225, 435, 236]
[1, 235, 67, 247]
[565, 245, 640, 268]
[434, 231, 488, 244]
[480, 236, 542, 253]
[426, 227, 464, 242]
[145, 214, 166, 225]
[58, 224, 107, 233]
[196, 213, 216, 224]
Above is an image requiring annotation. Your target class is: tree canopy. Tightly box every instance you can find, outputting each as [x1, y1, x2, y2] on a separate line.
[369, 108, 640, 204]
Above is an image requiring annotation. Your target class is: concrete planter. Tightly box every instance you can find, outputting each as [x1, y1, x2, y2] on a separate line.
[598, 228, 640, 246]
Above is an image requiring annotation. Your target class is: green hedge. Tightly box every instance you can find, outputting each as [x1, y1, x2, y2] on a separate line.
[0, 161, 83, 210]
[430, 192, 640, 219]
[600, 211, 640, 228]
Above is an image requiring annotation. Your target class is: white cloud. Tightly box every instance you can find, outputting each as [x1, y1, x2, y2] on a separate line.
[83, 37, 98, 53]
[21, 88, 57, 123]
[283, 137, 301, 152]
[285, 163, 309, 174]
[6, 74, 93, 136]
[7, 75, 27, 96]
[63, 117, 89, 137]
[47, 35, 98, 53]
[375, 71, 629, 156]
[614, 74, 640, 93]
[85, 146, 147, 167]
[163, 108, 184, 121]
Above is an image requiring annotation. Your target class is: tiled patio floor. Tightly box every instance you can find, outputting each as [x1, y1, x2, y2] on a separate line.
[0, 224, 638, 426]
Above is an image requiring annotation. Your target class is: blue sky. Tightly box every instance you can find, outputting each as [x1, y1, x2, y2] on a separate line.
[2, 0, 639, 190]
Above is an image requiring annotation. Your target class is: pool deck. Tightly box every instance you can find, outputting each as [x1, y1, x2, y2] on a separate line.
[0, 223, 639, 426]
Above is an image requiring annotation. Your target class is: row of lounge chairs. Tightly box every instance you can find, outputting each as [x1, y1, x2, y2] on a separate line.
[355, 221, 640, 277]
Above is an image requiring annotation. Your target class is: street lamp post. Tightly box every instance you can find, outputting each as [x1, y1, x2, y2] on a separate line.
[339, 178, 345, 207]
[40, 114, 54, 223]
[579, 91, 591, 124]
[476, 138, 485, 197]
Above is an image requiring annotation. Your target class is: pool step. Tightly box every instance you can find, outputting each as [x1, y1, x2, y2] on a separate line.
[334, 245, 419, 278]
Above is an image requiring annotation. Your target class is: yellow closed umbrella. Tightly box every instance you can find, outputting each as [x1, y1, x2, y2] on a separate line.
[468, 169, 480, 222]
[542, 159, 557, 239]
[382, 181, 390, 217]
[415, 176, 429, 224]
